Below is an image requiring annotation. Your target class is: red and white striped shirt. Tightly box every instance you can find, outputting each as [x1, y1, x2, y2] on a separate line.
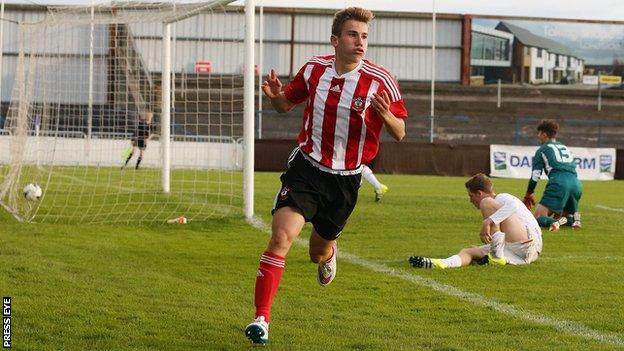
[284, 55, 408, 172]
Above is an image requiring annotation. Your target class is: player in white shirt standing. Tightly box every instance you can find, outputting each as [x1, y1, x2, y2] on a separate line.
[410, 173, 542, 269]
[245, 7, 408, 345]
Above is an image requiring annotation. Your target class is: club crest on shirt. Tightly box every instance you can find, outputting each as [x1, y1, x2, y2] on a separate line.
[351, 96, 366, 112]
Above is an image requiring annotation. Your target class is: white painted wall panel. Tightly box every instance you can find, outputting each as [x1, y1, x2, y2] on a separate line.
[294, 15, 332, 42]
[260, 13, 291, 41]
[0, 7, 464, 106]
[0, 135, 242, 170]
[367, 47, 460, 81]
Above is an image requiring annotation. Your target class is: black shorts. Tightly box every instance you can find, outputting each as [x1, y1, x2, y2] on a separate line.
[132, 138, 147, 150]
[272, 149, 361, 240]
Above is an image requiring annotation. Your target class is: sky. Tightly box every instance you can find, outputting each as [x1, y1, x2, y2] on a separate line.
[244, 0, 624, 22]
[5, 0, 624, 22]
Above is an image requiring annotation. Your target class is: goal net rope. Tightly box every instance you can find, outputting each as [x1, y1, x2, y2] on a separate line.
[0, 0, 247, 224]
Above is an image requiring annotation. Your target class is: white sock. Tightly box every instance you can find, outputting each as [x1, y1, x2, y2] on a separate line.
[490, 231, 506, 258]
[361, 165, 382, 190]
[441, 254, 462, 268]
[573, 212, 581, 222]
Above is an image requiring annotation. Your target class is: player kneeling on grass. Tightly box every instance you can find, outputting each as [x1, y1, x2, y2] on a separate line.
[522, 119, 583, 232]
[409, 173, 543, 269]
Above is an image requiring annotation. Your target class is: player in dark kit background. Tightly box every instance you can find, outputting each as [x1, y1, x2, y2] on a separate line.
[122, 112, 153, 170]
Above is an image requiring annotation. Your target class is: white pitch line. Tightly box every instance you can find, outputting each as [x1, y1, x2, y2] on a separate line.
[539, 255, 624, 262]
[248, 216, 624, 348]
[595, 204, 624, 213]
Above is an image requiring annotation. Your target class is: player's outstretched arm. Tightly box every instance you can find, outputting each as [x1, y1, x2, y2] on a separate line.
[262, 69, 296, 113]
[371, 90, 405, 141]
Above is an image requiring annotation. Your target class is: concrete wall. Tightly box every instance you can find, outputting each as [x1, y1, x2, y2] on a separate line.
[1, 9, 108, 103]
[0, 135, 242, 170]
[255, 139, 624, 179]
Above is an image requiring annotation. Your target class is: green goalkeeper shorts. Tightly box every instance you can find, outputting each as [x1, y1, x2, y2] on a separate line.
[539, 172, 583, 214]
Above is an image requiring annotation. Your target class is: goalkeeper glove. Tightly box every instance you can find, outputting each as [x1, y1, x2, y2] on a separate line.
[523, 192, 536, 210]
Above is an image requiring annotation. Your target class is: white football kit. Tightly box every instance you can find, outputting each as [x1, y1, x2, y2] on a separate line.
[480, 193, 543, 265]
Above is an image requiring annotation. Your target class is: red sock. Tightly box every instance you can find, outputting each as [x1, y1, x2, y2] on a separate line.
[254, 251, 285, 323]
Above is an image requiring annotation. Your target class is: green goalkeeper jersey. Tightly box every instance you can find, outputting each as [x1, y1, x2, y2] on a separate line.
[527, 140, 577, 193]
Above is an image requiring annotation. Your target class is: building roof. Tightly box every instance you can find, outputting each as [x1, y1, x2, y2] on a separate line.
[496, 21, 581, 60]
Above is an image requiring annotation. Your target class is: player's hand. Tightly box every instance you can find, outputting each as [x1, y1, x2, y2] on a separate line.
[523, 192, 536, 210]
[371, 90, 391, 116]
[480, 219, 492, 244]
[262, 69, 283, 99]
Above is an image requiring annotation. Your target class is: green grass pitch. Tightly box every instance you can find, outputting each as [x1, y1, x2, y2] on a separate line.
[1, 173, 623, 350]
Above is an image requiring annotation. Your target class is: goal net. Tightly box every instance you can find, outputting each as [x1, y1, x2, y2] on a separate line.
[0, 0, 250, 223]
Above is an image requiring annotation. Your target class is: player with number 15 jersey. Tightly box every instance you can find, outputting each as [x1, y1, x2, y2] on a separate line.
[523, 120, 583, 230]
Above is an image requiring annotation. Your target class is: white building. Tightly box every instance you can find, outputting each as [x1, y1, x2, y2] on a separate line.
[496, 22, 584, 84]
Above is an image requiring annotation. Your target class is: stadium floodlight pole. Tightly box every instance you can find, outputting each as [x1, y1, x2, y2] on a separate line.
[244, 0, 256, 218]
[258, 2, 263, 139]
[597, 74, 602, 111]
[87, 2, 94, 143]
[497, 78, 501, 108]
[429, 0, 436, 143]
[161, 22, 171, 193]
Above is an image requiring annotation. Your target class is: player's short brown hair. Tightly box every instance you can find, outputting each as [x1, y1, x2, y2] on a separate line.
[537, 119, 559, 138]
[465, 173, 493, 193]
[331, 7, 374, 36]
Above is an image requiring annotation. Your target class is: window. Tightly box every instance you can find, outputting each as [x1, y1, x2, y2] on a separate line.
[536, 67, 543, 80]
[537, 48, 542, 58]
[471, 33, 484, 59]
[484, 43, 494, 60]
[471, 32, 510, 61]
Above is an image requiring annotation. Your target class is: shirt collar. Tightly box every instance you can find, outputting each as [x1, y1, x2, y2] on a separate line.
[331, 59, 363, 79]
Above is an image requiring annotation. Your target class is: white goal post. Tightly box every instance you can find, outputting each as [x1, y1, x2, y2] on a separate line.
[0, 0, 255, 223]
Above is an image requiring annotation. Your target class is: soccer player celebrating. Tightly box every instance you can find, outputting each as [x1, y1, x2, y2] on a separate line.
[122, 112, 153, 170]
[522, 120, 583, 231]
[409, 173, 542, 269]
[245, 7, 408, 345]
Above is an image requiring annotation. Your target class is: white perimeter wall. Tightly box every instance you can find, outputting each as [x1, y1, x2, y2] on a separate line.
[0, 136, 243, 170]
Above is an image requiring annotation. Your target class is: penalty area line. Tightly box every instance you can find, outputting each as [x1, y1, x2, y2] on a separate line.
[247, 216, 624, 348]
[595, 204, 624, 213]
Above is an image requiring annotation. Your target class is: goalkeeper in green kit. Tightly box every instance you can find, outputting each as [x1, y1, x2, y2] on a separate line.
[523, 120, 583, 231]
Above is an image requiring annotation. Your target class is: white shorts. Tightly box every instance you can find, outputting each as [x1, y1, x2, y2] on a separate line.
[480, 239, 539, 265]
